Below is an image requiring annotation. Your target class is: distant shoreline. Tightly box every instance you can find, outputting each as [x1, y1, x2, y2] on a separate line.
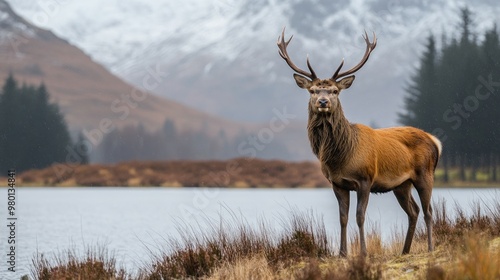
[2, 158, 499, 188]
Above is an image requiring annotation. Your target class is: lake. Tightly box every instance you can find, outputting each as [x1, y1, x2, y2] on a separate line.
[0, 187, 498, 279]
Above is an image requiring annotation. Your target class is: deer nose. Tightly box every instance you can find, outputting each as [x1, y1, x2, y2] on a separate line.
[319, 99, 329, 107]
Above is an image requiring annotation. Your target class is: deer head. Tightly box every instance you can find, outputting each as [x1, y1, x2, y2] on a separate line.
[277, 28, 376, 114]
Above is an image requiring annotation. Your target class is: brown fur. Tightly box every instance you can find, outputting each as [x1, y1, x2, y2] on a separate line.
[278, 30, 442, 257]
[307, 101, 357, 173]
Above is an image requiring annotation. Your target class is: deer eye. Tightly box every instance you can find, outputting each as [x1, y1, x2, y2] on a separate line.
[333, 89, 339, 94]
[309, 90, 314, 94]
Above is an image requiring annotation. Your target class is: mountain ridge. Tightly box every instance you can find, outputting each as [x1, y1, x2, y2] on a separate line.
[6, 0, 500, 126]
[0, 0, 245, 136]
[1, 0, 319, 163]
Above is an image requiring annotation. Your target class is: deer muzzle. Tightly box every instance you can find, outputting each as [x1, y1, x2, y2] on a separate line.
[317, 98, 331, 112]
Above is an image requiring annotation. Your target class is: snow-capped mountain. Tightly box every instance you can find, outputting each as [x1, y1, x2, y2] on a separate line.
[6, 0, 500, 126]
[0, 0, 248, 141]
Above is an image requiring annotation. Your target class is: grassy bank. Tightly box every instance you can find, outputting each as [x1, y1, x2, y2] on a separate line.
[30, 198, 500, 280]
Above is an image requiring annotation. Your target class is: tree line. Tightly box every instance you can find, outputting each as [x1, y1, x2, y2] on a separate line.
[0, 74, 88, 172]
[0, 73, 295, 172]
[399, 8, 500, 182]
[97, 120, 293, 163]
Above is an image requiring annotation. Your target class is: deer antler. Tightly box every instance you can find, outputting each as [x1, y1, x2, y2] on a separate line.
[277, 27, 317, 80]
[332, 31, 377, 80]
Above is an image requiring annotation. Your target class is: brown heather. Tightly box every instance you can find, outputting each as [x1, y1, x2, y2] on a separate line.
[16, 159, 330, 188]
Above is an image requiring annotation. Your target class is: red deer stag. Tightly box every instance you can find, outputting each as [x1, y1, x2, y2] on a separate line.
[277, 28, 442, 256]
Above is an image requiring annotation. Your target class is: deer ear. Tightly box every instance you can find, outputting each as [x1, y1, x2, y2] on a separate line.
[337, 76, 355, 89]
[293, 74, 312, 89]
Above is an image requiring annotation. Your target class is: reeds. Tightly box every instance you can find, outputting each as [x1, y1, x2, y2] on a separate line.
[418, 197, 500, 247]
[31, 245, 128, 280]
[136, 209, 332, 279]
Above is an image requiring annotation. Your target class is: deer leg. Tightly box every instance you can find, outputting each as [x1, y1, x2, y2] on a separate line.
[414, 176, 434, 252]
[393, 181, 420, 254]
[356, 184, 370, 256]
[332, 185, 350, 257]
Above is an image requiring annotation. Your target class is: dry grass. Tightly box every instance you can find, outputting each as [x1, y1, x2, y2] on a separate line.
[444, 235, 500, 280]
[207, 254, 383, 280]
[419, 198, 500, 247]
[31, 245, 129, 280]
[207, 255, 275, 280]
[135, 210, 333, 279]
[30, 198, 500, 280]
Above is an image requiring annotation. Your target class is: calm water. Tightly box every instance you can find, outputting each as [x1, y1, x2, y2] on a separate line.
[0, 187, 498, 279]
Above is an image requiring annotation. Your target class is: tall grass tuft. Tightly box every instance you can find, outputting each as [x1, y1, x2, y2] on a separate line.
[267, 210, 332, 266]
[422, 197, 500, 247]
[426, 234, 500, 280]
[290, 256, 383, 280]
[137, 210, 332, 279]
[31, 245, 127, 280]
[343, 256, 383, 280]
[450, 235, 500, 280]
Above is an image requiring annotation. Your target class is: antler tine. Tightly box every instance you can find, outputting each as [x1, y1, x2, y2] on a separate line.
[331, 58, 345, 80]
[362, 30, 377, 49]
[306, 55, 317, 80]
[277, 28, 291, 58]
[277, 27, 317, 80]
[332, 30, 377, 80]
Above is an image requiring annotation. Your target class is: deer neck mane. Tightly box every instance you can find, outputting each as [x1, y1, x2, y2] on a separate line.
[307, 103, 358, 171]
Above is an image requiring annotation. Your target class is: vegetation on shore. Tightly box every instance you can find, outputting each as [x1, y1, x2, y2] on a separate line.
[31, 198, 500, 280]
[7, 158, 500, 188]
[12, 158, 330, 188]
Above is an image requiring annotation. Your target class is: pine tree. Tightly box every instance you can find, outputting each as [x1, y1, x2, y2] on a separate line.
[0, 74, 20, 171]
[0, 75, 72, 172]
[399, 34, 438, 131]
[479, 24, 500, 181]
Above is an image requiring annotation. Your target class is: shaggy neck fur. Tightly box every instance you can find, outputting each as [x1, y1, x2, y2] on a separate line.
[307, 102, 358, 172]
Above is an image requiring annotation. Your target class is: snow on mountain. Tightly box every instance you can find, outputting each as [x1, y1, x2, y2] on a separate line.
[0, 0, 43, 42]
[6, 0, 500, 126]
[0, 0, 248, 140]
